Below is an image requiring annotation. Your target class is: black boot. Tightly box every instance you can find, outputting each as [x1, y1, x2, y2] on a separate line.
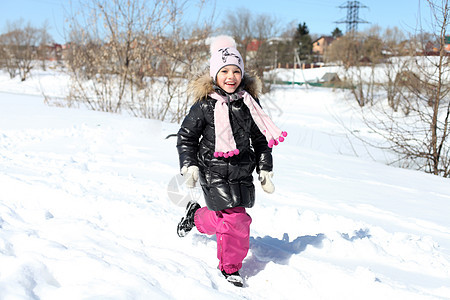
[177, 201, 201, 237]
[221, 270, 244, 287]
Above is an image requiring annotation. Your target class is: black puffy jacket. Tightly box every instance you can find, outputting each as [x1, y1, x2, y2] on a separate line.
[177, 74, 273, 211]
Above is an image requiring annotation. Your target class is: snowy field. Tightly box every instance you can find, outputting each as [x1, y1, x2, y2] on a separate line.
[0, 68, 450, 299]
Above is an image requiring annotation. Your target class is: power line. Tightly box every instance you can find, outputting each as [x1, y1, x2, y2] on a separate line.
[335, 1, 369, 34]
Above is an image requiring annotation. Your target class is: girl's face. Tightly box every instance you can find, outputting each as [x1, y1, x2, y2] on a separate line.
[216, 65, 242, 94]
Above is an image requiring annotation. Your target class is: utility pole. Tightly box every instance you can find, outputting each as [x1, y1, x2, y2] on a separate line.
[336, 1, 369, 34]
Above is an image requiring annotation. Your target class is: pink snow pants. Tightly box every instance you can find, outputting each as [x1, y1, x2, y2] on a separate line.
[194, 206, 252, 274]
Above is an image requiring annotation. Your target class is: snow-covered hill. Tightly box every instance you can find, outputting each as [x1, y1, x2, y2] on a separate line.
[0, 69, 449, 299]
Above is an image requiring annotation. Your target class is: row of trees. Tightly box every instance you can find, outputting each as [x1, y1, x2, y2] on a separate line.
[0, 1, 325, 116]
[0, 0, 336, 116]
[0, 0, 448, 177]
[63, 0, 209, 121]
[325, 0, 450, 177]
[216, 0, 449, 177]
[0, 3, 336, 89]
[0, 4, 341, 91]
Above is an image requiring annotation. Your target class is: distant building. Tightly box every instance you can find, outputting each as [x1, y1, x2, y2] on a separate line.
[312, 36, 335, 56]
[312, 36, 335, 62]
[245, 39, 263, 60]
[46, 43, 63, 61]
[422, 35, 450, 55]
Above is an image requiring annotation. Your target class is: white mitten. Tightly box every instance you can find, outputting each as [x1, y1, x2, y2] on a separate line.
[258, 170, 275, 194]
[181, 166, 199, 188]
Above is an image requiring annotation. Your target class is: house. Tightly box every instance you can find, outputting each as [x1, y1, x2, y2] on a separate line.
[45, 43, 63, 61]
[423, 36, 450, 55]
[312, 36, 335, 56]
[246, 39, 263, 52]
[246, 39, 263, 60]
[321, 72, 340, 83]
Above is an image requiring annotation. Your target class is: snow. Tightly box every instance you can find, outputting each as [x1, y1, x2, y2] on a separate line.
[1, 67, 450, 300]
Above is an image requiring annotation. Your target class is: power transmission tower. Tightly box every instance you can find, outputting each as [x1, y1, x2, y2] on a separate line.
[336, 1, 369, 34]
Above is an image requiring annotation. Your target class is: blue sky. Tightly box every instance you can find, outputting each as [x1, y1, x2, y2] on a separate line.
[0, 0, 432, 43]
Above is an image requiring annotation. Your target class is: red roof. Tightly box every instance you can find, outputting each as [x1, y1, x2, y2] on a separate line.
[247, 40, 263, 52]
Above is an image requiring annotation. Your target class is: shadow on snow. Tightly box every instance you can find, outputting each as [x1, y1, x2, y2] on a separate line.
[242, 233, 326, 278]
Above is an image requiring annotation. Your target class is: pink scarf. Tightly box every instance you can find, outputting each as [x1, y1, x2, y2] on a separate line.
[209, 91, 287, 158]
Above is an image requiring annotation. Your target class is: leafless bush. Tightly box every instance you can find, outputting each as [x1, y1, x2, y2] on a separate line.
[0, 20, 43, 81]
[346, 0, 450, 177]
[379, 27, 409, 111]
[64, 0, 211, 122]
[326, 27, 386, 107]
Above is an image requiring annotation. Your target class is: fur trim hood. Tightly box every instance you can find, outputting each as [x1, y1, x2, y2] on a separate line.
[188, 73, 262, 102]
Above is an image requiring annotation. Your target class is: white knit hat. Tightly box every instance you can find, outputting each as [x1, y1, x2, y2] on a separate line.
[209, 35, 244, 80]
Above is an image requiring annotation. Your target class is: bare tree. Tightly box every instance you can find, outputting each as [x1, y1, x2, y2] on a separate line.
[0, 20, 41, 81]
[65, 0, 211, 121]
[222, 9, 253, 66]
[0, 37, 14, 78]
[38, 21, 53, 71]
[222, 8, 280, 92]
[352, 0, 450, 177]
[381, 27, 408, 111]
[326, 27, 384, 107]
[419, 0, 450, 176]
[252, 15, 280, 80]
[325, 33, 359, 69]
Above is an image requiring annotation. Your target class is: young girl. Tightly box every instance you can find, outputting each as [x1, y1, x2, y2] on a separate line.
[176, 36, 287, 287]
